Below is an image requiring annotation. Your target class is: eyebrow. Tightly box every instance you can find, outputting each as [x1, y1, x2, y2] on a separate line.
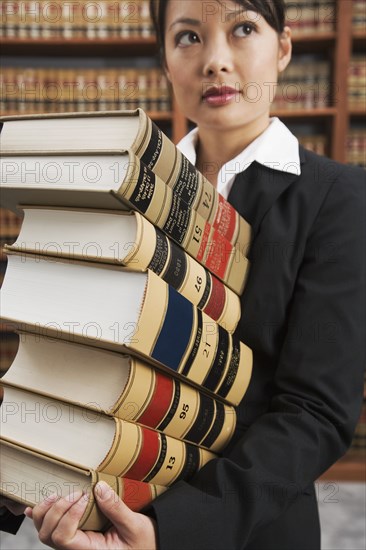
[168, 18, 201, 32]
[167, 9, 253, 31]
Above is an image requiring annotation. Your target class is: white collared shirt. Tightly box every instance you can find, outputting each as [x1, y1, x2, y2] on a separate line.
[177, 117, 301, 199]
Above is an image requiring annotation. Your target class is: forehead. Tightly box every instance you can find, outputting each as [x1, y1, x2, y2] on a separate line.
[165, 0, 253, 24]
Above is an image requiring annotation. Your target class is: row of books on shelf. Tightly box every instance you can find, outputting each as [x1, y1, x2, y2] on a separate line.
[273, 59, 331, 110]
[0, 67, 171, 115]
[0, 108, 253, 525]
[4, 0, 364, 41]
[352, 0, 366, 31]
[284, 0, 336, 34]
[297, 130, 366, 168]
[347, 130, 366, 168]
[0, 0, 153, 39]
[1, 55, 363, 116]
[348, 56, 366, 110]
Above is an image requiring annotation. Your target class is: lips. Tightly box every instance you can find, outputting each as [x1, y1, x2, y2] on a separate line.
[202, 85, 240, 106]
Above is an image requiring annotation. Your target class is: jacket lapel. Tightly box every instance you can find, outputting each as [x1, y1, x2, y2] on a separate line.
[228, 147, 306, 237]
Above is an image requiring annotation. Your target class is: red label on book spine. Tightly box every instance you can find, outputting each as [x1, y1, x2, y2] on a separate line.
[196, 222, 211, 263]
[122, 478, 153, 512]
[205, 230, 232, 280]
[204, 277, 226, 321]
[213, 195, 237, 243]
[124, 428, 160, 481]
[138, 373, 174, 428]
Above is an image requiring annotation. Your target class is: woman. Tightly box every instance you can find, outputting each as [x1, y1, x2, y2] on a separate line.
[4, 1, 365, 548]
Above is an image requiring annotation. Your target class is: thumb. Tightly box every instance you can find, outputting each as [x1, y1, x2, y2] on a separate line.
[94, 481, 135, 530]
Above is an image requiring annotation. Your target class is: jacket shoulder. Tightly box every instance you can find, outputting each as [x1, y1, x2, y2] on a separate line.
[299, 145, 365, 186]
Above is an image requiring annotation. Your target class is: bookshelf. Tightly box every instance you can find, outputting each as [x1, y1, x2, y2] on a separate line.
[0, 0, 365, 481]
[277, 0, 365, 164]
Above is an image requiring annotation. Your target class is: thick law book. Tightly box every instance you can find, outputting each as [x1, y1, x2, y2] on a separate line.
[0, 252, 252, 406]
[0, 439, 167, 532]
[0, 151, 249, 294]
[0, 108, 252, 255]
[1, 385, 216, 487]
[2, 333, 236, 453]
[6, 206, 242, 333]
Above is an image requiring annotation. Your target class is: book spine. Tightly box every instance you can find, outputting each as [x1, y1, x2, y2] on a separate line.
[0, 438, 167, 532]
[1, 253, 251, 406]
[133, 270, 253, 406]
[127, 212, 241, 332]
[114, 359, 236, 453]
[97, 418, 216, 487]
[120, 154, 250, 294]
[134, 112, 252, 255]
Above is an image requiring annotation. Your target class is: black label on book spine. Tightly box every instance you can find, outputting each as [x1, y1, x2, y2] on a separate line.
[201, 401, 225, 449]
[184, 394, 215, 445]
[162, 192, 192, 245]
[217, 338, 241, 399]
[163, 240, 187, 290]
[181, 310, 203, 377]
[171, 156, 200, 208]
[203, 326, 229, 392]
[148, 228, 169, 275]
[157, 381, 181, 432]
[140, 122, 163, 170]
[128, 163, 156, 215]
[175, 444, 200, 482]
[144, 434, 167, 483]
[197, 272, 212, 310]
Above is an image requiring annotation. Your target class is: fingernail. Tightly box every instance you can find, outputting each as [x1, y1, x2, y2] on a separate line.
[24, 507, 32, 517]
[65, 491, 83, 503]
[76, 492, 89, 509]
[95, 481, 113, 501]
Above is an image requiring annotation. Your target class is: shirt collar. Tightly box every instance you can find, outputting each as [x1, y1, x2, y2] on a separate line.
[177, 118, 301, 199]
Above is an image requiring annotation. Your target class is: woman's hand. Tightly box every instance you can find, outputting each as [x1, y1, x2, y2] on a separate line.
[25, 481, 158, 550]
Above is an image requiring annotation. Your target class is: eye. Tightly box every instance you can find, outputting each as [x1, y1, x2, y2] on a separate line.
[175, 31, 200, 47]
[233, 23, 256, 37]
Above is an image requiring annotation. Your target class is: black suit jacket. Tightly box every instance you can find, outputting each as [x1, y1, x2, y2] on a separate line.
[2, 148, 365, 547]
[147, 147, 366, 549]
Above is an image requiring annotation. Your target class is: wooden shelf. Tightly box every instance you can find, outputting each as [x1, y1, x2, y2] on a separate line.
[0, 109, 173, 120]
[271, 108, 337, 119]
[0, 37, 158, 57]
[291, 32, 336, 52]
[352, 31, 366, 48]
[349, 108, 366, 117]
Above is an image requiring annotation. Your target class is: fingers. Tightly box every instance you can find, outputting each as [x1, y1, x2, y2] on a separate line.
[94, 482, 158, 550]
[94, 481, 135, 531]
[30, 491, 89, 549]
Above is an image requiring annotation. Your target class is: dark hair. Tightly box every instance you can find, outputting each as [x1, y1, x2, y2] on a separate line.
[150, 0, 286, 59]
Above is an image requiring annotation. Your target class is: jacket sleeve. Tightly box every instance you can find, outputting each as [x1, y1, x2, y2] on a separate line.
[147, 166, 366, 549]
[0, 509, 25, 534]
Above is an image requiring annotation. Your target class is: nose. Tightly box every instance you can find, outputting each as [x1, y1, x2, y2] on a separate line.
[202, 37, 234, 77]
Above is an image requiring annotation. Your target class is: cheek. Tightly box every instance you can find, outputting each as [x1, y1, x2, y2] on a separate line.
[167, 65, 192, 97]
[245, 59, 279, 94]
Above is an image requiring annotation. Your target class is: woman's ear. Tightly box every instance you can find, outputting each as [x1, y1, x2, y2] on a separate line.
[278, 26, 292, 73]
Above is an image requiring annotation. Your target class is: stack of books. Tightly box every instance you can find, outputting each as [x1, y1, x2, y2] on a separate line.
[0, 109, 253, 531]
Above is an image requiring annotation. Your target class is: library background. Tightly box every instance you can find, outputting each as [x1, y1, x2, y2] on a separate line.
[0, 0, 365, 481]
